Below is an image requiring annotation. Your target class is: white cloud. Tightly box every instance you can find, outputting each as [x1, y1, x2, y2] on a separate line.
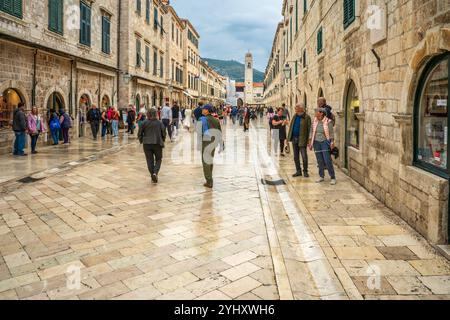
[171, 0, 282, 71]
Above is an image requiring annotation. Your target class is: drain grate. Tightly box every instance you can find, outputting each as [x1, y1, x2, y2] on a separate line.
[18, 176, 45, 184]
[261, 178, 286, 186]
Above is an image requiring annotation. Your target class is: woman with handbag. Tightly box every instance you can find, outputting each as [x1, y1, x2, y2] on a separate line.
[27, 106, 46, 154]
[308, 108, 337, 185]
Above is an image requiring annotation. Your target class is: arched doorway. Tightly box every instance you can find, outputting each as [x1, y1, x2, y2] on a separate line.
[79, 94, 91, 137]
[0, 88, 24, 129]
[101, 95, 110, 109]
[135, 94, 141, 110]
[152, 89, 157, 107]
[344, 80, 360, 169]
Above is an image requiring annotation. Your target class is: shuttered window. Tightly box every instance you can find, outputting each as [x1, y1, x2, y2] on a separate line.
[317, 27, 323, 54]
[136, 38, 141, 67]
[102, 16, 111, 54]
[136, 0, 141, 15]
[343, 0, 356, 29]
[153, 8, 158, 29]
[145, 0, 150, 24]
[1, 0, 23, 19]
[145, 46, 150, 72]
[153, 51, 158, 76]
[303, 0, 307, 14]
[48, 0, 63, 34]
[80, 2, 91, 46]
[303, 49, 307, 68]
[160, 56, 163, 78]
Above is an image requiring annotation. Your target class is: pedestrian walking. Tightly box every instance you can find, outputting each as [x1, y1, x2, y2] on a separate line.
[184, 107, 192, 131]
[161, 103, 173, 141]
[101, 108, 108, 138]
[243, 105, 250, 132]
[126, 105, 136, 134]
[193, 101, 204, 121]
[27, 106, 46, 154]
[49, 110, 61, 145]
[231, 106, 238, 125]
[172, 101, 180, 136]
[86, 104, 101, 139]
[138, 108, 166, 184]
[59, 108, 71, 144]
[308, 108, 336, 185]
[111, 107, 120, 137]
[271, 108, 289, 157]
[200, 104, 222, 188]
[12, 102, 27, 156]
[288, 103, 311, 177]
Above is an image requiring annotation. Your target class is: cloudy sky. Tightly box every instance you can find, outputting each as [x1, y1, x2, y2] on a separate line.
[171, 0, 282, 71]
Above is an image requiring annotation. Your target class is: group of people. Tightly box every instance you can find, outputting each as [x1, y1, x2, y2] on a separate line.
[268, 97, 338, 185]
[86, 105, 121, 139]
[12, 103, 72, 156]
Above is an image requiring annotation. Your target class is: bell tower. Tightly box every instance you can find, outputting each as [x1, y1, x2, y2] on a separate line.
[244, 52, 253, 104]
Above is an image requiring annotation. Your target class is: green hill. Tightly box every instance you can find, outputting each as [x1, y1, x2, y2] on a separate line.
[203, 58, 265, 83]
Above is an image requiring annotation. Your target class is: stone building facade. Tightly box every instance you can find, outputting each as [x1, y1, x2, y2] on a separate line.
[199, 60, 226, 106]
[0, 0, 119, 151]
[182, 19, 200, 108]
[263, 0, 450, 244]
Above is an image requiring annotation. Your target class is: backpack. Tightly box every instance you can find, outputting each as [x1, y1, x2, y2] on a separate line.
[325, 105, 335, 125]
[50, 118, 61, 131]
[62, 113, 72, 129]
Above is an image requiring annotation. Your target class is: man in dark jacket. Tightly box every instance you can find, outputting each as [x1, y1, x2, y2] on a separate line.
[318, 97, 335, 126]
[200, 104, 222, 188]
[13, 102, 27, 156]
[86, 105, 101, 139]
[126, 105, 136, 135]
[138, 108, 166, 183]
[193, 101, 204, 121]
[287, 102, 312, 177]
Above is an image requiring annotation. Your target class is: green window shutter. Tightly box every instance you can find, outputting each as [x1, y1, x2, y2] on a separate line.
[160, 56, 163, 78]
[317, 27, 323, 54]
[303, 0, 307, 14]
[80, 2, 91, 46]
[1, 0, 22, 18]
[295, 0, 298, 33]
[49, 0, 63, 34]
[136, 0, 141, 15]
[154, 8, 158, 29]
[145, 0, 150, 23]
[136, 39, 141, 67]
[102, 16, 110, 54]
[295, 61, 298, 75]
[160, 16, 163, 35]
[145, 46, 150, 72]
[344, 0, 355, 29]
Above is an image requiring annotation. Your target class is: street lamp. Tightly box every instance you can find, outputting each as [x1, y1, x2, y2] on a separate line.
[283, 64, 291, 80]
[123, 72, 131, 85]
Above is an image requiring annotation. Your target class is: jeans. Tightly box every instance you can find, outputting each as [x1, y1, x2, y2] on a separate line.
[172, 118, 179, 131]
[90, 121, 99, 139]
[126, 122, 134, 134]
[51, 129, 59, 145]
[143, 144, 163, 175]
[313, 140, 336, 179]
[62, 128, 69, 143]
[292, 138, 308, 173]
[102, 122, 108, 137]
[30, 134, 40, 153]
[111, 120, 119, 137]
[231, 115, 236, 125]
[13, 131, 26, 155]
[162, 119, 172, 140]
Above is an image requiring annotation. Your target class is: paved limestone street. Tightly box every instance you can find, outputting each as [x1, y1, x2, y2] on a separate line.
[1, 119, 450, 300]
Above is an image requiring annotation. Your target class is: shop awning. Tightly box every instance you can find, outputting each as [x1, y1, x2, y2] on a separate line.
[183, 91, 194, 98]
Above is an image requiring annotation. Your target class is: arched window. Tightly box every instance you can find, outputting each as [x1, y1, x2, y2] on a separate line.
[101, 95, 110, 109]
[0, 88, 24, 129]
[414, 53, 449, 177]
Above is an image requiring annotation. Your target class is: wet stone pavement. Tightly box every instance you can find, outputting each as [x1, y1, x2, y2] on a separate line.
[0, 119, 449, 300]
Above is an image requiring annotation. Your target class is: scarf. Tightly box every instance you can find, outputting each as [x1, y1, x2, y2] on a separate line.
[311, 116, 331, 142]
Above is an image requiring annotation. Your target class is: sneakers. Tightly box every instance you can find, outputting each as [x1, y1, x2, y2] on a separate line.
[151, 174, 158, 183]
[315, 177, 325, 183]
[330, 179, 337, 185]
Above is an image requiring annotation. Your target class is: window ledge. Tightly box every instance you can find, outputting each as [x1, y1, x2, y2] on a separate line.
[44, 28, 64, 39]
[343, 18, 361, 41]
[77, 43, 92, 51]
[0, 11, 26, 26]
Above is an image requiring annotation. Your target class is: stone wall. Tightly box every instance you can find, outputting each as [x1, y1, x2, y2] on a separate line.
[264, 0, 450, 243]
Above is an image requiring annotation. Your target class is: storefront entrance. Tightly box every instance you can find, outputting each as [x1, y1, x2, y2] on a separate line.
[79, 94, 91, 137]
[0, 88, 24, 130]
[344, 80, 360, 169]
[413, 52, 449, 242]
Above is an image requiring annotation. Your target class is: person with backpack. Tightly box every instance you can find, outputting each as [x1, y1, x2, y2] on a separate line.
[231, 106, 238, 125]
[59, 108, 71, 144]
[308, 107, 337, 185]
[317, 97, 335, 126]
[27, 106, 46, 154]
[86, 104, 101, 140]
[126, 105, 136, 135]
[200, 104, 222, 189]
[49, 110, 61, 145]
